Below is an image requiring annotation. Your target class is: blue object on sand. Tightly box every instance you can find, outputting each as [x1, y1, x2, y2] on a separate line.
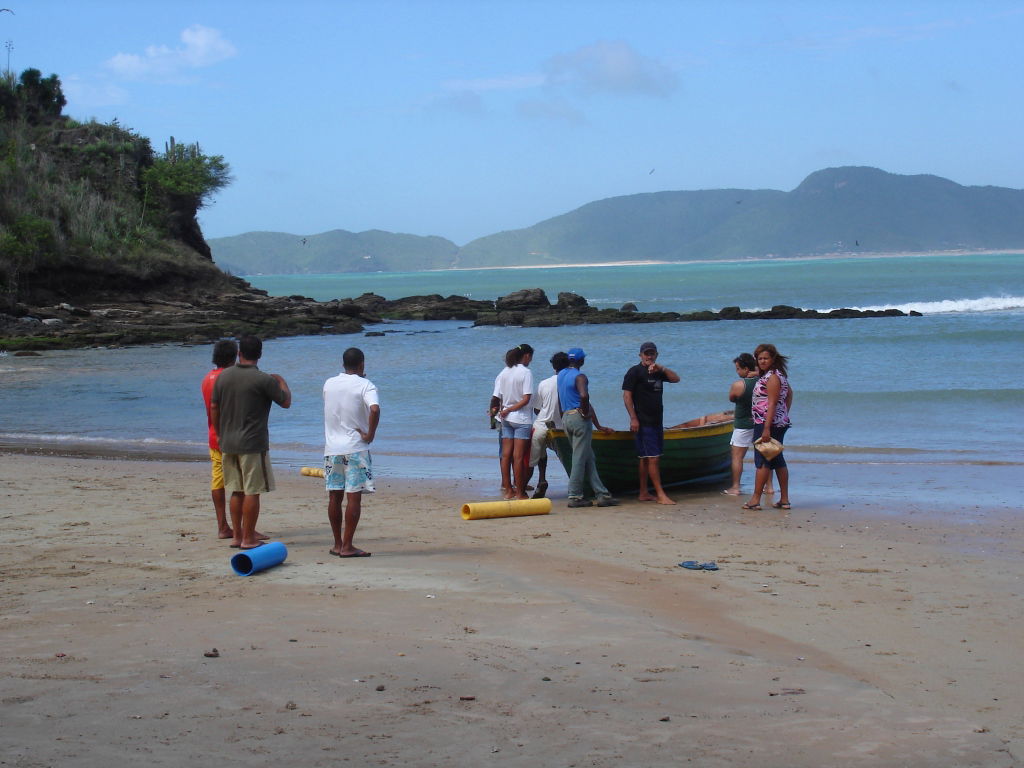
[700, 562, 719, 571]
[679, 560, 702, 570]
[231, 541, 288, 576]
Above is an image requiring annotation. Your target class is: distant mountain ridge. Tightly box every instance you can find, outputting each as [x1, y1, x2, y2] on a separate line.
[210, 167, 1024, 274]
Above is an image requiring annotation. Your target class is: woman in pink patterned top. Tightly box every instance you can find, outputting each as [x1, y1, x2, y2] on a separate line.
[742, 344, 793, 511]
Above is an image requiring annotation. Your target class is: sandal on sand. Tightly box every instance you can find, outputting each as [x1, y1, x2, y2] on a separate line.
[679, 561, 703, 570]
[772, 501, 792, 510]
[741, 502, 762, 510]
[701, 562, 719, 571]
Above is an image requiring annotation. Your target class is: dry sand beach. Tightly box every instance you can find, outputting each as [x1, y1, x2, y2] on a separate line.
[1, 452, 1021, 767]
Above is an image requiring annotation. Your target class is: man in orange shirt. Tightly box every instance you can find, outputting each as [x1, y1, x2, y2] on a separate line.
[201, 339, 238, 539]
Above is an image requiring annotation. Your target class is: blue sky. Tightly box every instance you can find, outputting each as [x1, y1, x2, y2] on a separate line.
[5, 1, 1023, 244]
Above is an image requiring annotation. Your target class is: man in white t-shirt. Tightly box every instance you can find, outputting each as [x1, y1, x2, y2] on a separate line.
[526, 351, 569, 499]
[323, 347, 380, 558]
[495, 343, 534, 500]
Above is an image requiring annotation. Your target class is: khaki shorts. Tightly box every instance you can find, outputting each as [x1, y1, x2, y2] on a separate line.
[529, 421, 553, 467]
[222, 451, 276, 495]
[209, 448, 225, 491]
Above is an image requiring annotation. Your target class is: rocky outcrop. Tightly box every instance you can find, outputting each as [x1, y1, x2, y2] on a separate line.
[341, 289, 914, 326]
[0, 285, 917, 351]
[0, 279, 379, 350]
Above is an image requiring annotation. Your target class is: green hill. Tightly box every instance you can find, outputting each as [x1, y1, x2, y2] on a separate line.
[209, 229, 458, 275]
[457, 167, 1024, 266]
[211, 167, 1024, 273]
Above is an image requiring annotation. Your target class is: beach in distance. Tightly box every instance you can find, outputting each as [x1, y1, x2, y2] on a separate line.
[1, 253, 1022, 765]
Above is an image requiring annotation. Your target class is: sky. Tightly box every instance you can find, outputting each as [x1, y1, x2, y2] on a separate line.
[4, 0, 1023, 244]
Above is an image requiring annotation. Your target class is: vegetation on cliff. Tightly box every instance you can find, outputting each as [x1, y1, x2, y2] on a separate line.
[0, 68, 235, 311]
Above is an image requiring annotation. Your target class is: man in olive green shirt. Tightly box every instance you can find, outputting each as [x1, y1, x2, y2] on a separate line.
[211, 335, 291, 549]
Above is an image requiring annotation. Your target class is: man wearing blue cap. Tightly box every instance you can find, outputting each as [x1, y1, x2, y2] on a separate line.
[557, 347, 619, 508]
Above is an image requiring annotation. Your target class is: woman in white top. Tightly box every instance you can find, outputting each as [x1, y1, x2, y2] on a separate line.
[494, 344, 534, 499]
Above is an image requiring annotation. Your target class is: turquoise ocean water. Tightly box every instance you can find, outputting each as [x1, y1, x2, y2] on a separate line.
[2, 252, 1022, 510]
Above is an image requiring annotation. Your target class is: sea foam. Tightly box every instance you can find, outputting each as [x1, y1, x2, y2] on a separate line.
[823, 296, 1024, 315]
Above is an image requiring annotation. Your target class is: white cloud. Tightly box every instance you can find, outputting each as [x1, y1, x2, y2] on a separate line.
[544, 40, 677, 97]
[426, 40, 676, 122]
[105, 25, 237, 82]
[516, 98, 586, 125]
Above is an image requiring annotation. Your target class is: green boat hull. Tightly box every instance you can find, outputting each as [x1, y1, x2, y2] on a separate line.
[550, 417, 732, 495]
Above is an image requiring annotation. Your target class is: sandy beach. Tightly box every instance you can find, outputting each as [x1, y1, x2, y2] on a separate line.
[1, 451, 1020, 767]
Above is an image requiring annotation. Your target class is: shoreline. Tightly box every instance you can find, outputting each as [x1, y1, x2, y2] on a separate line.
[233, 249, 1023, 277]
[1, 451, 1020, 765]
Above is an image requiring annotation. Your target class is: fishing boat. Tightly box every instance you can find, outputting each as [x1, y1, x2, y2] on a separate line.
[550, 411, 733, 495]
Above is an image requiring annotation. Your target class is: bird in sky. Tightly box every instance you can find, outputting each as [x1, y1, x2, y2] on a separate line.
[0, 8, 14, 14]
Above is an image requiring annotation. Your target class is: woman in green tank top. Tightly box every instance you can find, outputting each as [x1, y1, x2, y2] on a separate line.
[723, 354, 774, 496]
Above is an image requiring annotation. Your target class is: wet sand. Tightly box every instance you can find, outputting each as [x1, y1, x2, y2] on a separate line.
[1, 452, 1019, 766]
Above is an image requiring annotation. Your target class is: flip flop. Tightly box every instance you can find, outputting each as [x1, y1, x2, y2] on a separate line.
[700, 562, 719, 571]
[678, 560, 703, 570]
[338, 551, 372, 558]
[741, 502, 761, 510]
[772, 501, 792, 510]
[238, 542, 265, 550]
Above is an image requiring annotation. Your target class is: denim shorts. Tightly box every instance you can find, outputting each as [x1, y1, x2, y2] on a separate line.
[500, 420, 532, 440]
[752, 424, 789, 469]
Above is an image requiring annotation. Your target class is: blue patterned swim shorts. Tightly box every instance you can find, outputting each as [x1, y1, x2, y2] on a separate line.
[324, 451, 375, 493]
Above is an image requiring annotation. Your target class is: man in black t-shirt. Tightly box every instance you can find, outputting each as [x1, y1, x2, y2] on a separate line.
[622, 341, 680, 504]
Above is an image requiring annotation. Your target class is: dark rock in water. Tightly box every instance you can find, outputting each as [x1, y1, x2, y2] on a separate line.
[469, 289, 909, 327]
[557, 292, 590, 310]
[0, 281, 913, 351]
[0, 282, 376, 351]
[496, 288, 550, 311]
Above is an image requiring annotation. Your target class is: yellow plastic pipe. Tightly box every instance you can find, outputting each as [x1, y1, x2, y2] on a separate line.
[461, 498, 552, 520]
[300, 466, 325, 478]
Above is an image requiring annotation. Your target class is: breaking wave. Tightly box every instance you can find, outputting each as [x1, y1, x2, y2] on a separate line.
[822, 296, 1024, 315]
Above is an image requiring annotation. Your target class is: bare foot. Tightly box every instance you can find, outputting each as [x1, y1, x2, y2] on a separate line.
[656, 496, 677, 505]
[514, 494, 529, 501]
[764, 488, 776, 495]
[255, 531, 270, 540]
[218, 528, 234, 539]
[721, 489, 741, 496]
[637, 494, 655, 502]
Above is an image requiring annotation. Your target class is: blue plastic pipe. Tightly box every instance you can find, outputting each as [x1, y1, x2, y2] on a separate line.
[231, 541, 288, 576]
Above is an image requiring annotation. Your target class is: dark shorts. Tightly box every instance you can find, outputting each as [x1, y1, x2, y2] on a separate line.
[634, 425, 663, 458]
[752, 424, 789, 470]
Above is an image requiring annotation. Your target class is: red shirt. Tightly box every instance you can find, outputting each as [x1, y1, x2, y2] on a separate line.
[201, 367, 228, 450]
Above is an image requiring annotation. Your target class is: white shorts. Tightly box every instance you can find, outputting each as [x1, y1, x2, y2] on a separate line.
[529, 421, 552, 467]
[730, 427, 754, 448]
